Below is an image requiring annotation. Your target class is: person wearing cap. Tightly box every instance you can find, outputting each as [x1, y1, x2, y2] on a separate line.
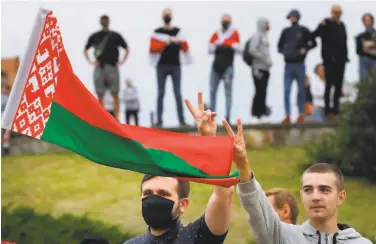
[278, 9, 317, 124]
[356, 13, 376, 79]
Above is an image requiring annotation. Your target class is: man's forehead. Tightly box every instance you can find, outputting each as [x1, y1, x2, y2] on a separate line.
[163, 8, 172, 15]
[222, 15, 231, 21]
[332, 5, 342, 11]
[302, 172, 337, 187]
[142, 176, 178, 190]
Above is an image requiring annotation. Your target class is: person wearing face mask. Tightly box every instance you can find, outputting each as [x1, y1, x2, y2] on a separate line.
[123, 92, 235, 244]
[356, 13, 376, 79]
[278, 9, 317, 124]
[149, 8, 192, 128]
[217, 118, 373, 244]
[208, 14, 241, 123]
[248, 17, 272, 123]
[311, 4, 349, 119]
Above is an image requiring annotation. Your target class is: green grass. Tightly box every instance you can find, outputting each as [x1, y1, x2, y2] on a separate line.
[2, 205, 131, 244]
[2, 147, 376, 243]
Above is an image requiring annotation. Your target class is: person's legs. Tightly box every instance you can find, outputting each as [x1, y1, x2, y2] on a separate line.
[223, 66, 234, 121]
[260, 70, 270, 117]
[156, 65, 168, 126]
[134, 111, 139, 126]
[209, 69, 221, 114]
[170, 65, 185, 125]
[125, 110, 131, 124]
[323, 60, 334, 116]
[106, 65, 120, 120]
[296, 63, 306, 120]
[333, 61, 346, 115]
[283, 64, 294, 121]
[251, 69, 262, 118]
[359, 56, 369, 80]
[94, 66, 105, 104]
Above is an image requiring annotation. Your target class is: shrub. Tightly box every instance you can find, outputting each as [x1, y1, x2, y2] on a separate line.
[304, 70, 376, 183]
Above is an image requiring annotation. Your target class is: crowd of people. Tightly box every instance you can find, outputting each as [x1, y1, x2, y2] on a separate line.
[83, 4, 376, 127]
[121, 91, 373, 244]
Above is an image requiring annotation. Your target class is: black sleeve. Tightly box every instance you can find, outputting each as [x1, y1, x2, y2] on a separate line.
[190, 214, 228, 244]
[356, 34, 363, 56]
[303, 27, 317, 50]
[311, 20, 327, 39]
[277, 28, 286, 53]
[85, 34, 95, 50]
[118, 33, 128, 49]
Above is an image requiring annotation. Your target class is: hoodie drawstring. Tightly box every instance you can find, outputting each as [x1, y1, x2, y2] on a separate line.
[316, 231, 321, 244]
[333, 233, 339, 244]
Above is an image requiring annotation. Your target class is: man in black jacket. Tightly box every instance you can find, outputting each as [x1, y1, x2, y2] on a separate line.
[278, 9, 317, 124]
[356, 13, 376, 79]
[312, 4, 349, 118]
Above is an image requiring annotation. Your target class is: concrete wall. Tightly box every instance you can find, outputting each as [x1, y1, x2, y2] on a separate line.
[6, 122, 336, 156]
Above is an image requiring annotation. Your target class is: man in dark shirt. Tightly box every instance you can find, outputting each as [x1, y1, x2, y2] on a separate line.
[149, 8, 190, 128]
[356, 13, 376, 79]
[84, 15, 129, 121]
[208, 14, 240, 123]
[124, 93, 234, 244]
[312, 4, 349, 118]
[278, 9, 317, 124]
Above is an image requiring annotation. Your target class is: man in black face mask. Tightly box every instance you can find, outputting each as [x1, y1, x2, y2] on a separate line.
[149, 8, 192, 128]
[124, 92, 234, 244]
[208, 14, 241, 124]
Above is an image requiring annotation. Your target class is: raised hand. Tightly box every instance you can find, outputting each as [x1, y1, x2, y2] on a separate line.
[222, 119, 247, 168]
[184, 92, 217, 136]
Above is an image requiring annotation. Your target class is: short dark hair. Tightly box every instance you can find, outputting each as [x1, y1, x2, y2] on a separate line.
[302, 163, 345, 191]
[265, 188, 299, 224]
[100, 15, 109, 21]
[140, 175, 190, 199]
[362, 13, 374, 23]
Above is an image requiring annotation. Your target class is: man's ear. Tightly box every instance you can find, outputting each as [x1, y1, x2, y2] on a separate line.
[337, 190, 346, 206]
[281, 203, 291, 221]
[179, 198, 190, 214]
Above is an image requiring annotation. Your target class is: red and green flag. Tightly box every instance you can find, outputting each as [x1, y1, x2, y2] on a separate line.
[2, 8, 239, 187]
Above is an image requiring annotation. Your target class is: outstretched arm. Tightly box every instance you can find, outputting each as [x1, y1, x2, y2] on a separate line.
[184, 92, 233, 237]
[222, 120, 285, 244]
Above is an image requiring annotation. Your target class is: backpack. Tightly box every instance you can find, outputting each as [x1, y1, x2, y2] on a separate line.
[242, 38, 253, 66]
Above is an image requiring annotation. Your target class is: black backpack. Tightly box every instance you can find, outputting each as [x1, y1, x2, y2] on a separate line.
[242, 38, 253, 66]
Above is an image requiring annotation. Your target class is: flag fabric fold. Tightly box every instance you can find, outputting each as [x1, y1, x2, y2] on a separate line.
[149, 29, 192, 67]
[208, 27, 241, 53]
[2, 8, 239, 187]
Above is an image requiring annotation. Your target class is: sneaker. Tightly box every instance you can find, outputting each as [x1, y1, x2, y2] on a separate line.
[296, 115, 304, 124]
[282, 116, 290, 124]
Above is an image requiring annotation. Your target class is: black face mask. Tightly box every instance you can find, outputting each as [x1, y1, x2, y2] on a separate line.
[163, 15, 172, 24]
[142, 195, 180, 230]
[222, 22, 230, 30]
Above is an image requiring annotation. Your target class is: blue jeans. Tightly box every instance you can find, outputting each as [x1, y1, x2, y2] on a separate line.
[359, 56, 376, 79]
[156, 64, 185, 125]
[210, 66, 234, 119]
[284, 63, 306, 116]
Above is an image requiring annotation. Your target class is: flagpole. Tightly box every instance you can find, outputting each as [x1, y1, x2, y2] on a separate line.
[1, 8, 51, 130]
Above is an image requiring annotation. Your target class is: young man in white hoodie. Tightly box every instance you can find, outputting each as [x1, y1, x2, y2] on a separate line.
[220, 118, 372, 244]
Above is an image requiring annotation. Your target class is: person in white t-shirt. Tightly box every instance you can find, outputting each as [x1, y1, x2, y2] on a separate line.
[103, 90, 116, 118]
[122, 78, 140, 126]
[311, 64, 326, 121]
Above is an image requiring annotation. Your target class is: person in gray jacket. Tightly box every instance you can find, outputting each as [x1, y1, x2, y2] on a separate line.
[221, 119, 372, 244]
[249, 17, 272, 121]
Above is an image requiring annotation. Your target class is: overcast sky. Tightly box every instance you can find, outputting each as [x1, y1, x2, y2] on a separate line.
[2, 1, 375, 126]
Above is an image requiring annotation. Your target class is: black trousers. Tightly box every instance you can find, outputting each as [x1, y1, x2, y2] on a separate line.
[323, 60, 346, 115]
[251, 69, 270, 118]
[126, 110, 139, 126]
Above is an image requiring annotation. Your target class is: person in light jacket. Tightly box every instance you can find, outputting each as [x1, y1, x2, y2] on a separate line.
[249, 17, 272, 121]
[220, 119, 373, 244]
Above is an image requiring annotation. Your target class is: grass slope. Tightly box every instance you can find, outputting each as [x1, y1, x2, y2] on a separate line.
[2, 147, 376, 243]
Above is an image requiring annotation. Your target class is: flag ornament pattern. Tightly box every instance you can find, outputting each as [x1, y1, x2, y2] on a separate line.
[208, 27, 241, 53]
[2, 8, 240, 187]
[11, 12, 63, 139]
